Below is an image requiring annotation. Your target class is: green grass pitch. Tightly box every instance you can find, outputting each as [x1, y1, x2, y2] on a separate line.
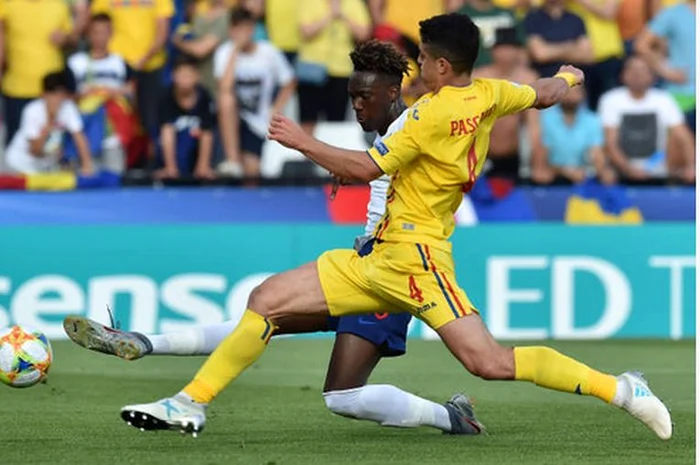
[2, 339, 694, 465]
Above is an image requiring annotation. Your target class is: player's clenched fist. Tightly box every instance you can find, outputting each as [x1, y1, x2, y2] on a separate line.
[556, 65, 585, 86]
[268, 113, 309, 151]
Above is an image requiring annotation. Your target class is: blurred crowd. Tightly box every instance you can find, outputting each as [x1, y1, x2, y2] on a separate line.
[0, 0, 695, 185]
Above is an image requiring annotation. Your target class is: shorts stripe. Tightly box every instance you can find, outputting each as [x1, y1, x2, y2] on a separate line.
[440, 271, 467, 316]
[418, 244, 460, 319]
[432, 270, 460, 319]
[375, 214, 391, 241]
[416, 244, 429, 271]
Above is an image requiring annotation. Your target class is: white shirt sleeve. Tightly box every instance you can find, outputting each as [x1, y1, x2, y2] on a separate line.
[270, 44, 294, 86]
[362, 109, 410, 237]
[22, 102, 45, 140]
[364, 176, 390, 237]
[60, 101, 84, 133]
[658, 93, 684, 127]
[66, 54, 81, 79]
[598, 91, 621, 127]
[213, 42, 233, 80]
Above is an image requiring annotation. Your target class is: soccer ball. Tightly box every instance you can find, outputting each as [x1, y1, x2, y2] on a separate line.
[0, 325, 53, 388]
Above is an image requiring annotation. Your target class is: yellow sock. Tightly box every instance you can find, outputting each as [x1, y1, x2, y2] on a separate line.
[183, 309, 277, 403]
[514, 346, 617, 403]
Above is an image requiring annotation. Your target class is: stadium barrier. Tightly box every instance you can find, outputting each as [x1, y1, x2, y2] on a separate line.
[0, 224, 693, 340]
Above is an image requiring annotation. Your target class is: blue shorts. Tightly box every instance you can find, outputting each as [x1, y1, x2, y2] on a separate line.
[326, 238, 412, 357]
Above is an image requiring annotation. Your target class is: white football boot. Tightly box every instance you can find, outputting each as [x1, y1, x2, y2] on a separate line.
[616, 371, 672, 440]
[121, 394, 207, 437]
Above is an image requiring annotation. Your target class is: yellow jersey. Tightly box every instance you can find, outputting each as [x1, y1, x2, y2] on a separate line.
[0, 0, 72, 98]
[91, 0, 175, 71]
[367, 79, 536, 250]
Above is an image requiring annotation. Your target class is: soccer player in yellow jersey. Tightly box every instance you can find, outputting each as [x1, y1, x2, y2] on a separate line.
[120, 13, 672, 441]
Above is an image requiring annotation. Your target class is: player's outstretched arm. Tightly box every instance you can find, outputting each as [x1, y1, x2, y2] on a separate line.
[268, 113, 383, 182]
[530, 65, 585, 110]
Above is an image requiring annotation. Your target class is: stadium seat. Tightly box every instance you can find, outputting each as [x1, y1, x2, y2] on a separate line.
[260, 122, 370, 179]
[280, 160, 322, 182]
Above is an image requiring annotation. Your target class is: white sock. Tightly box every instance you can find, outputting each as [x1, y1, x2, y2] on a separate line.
[146, 320, 238, 355]
[611, 376, 631, 408]
[323, 384, 452, 432]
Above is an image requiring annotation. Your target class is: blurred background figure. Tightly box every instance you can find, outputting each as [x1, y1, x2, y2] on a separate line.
[240, 0, 269, 41]
[296, 0, 371, 135]
[523, 0, 593, 79]
[265, 0, 301, 64]
[567, 0, 625, 109]
[635, 0, 696, 135]
[156, 55, 215, 181]
[535, 85, 612, 184]
[172, 0, 229, 99]
[368, 0, 456, 61]
[214, 7, 296, 181]
[91, 0, 175, 157]
[5, 72, 93, 176]
[67, 0, 90, 46]
[67, 14, 135, 175]
[456, 0, 520, 69]
[474, 28, 542, 181]
[616, 0, 658, 56]
[0, 0, 74, 145]
[598, 56, 695, 183]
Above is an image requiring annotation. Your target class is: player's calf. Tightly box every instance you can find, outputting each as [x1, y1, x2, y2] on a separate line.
[438, 315, 515, 380]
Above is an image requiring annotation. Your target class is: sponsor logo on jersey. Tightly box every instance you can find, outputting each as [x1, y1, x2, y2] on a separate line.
[415, 302, 438, 315]
[374, 141, 390, 156]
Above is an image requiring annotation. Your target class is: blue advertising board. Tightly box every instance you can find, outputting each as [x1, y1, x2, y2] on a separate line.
[0, 224, 693, 340]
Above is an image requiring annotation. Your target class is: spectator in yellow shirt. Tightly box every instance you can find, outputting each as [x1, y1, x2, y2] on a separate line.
[91, 0, 175, 144]
[266, 0, 301, 64]
[0, 0, 73, 145]
[296, 0, 371, 135]
[368, 0, 460, 59]
[567, 0, 625, 109]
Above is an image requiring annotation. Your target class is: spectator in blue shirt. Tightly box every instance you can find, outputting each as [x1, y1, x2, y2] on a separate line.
[156, 55, 216, 180]
[532, 85, 614, 184]
[523, 0, 593, 78]
[635, 0, 696, 134]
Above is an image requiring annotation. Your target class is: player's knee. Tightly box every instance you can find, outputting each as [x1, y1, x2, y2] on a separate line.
[323, 389, 362, 419]
[247, 283, 275, 318]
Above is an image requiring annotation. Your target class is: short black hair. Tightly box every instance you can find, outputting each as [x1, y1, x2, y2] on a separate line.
[90, 13, 112, 24]
[349, 40, 410, 86]
[43, 71, 69, 93]
[230, 7, 255, 26]
[419, 13, 480, 75]
[173, 54, 200, 70]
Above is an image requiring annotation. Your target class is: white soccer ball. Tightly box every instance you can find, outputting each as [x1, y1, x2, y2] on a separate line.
[0, 325, 53, 388]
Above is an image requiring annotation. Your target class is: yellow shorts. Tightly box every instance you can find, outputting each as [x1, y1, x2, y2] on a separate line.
[317, 241, 477, 330]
